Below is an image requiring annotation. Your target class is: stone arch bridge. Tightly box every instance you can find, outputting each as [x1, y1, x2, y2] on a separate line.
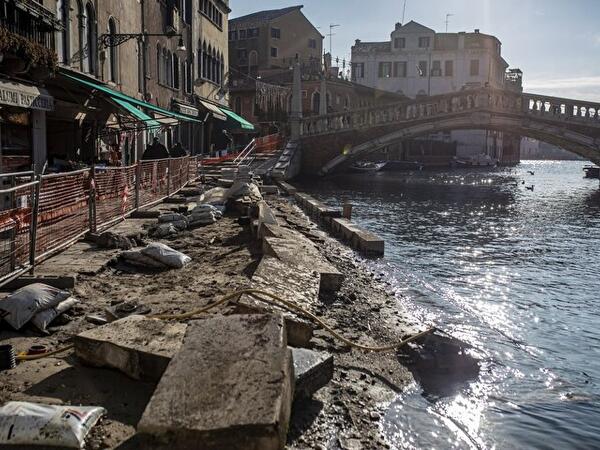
[297, 89, 600, 175]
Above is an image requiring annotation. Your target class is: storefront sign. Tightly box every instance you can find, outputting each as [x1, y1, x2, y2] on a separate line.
[0, 85, 54, 111]
[172, 102, 199, 117]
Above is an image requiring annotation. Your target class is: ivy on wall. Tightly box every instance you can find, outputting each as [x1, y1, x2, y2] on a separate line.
[0, 27, 58, 71]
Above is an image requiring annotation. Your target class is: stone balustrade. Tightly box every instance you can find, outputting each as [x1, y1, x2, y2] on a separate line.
[300, 88, 600, 137]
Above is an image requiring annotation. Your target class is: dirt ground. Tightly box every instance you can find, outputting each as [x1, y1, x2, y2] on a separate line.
[0, 188, 424, 450]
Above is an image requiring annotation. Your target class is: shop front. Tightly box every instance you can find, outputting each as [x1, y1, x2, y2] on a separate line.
[0, 79, 54, 173]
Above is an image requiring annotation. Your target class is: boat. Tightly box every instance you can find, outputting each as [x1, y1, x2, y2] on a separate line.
[451, 153, 498, 168]
[350, 161, 387, 173]
[583, 166, 600, 179]
[382, 160, 424, 171]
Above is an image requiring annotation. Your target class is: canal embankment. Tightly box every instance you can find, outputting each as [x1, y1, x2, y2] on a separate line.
[0, 176, 434, 449]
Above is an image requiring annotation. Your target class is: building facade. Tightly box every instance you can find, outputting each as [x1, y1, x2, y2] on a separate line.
[0, 0, 235, 174]
[351, 21, 520, 165]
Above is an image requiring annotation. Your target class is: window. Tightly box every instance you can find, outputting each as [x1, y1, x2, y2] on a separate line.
[182, 0, 192, 24]
[108, 17, 118, 83]
[418, 60, 427, 77]
[173, 53, 180, 89]
[247, 28, 259, 38]
[394, 37, 405, 49]
[378, 62, 392, 78]
[229, 30, 237, 40]
[270, 47, 278, 58]
[157, 44, 162, 83]
[271, 28, 281, 39]
[184, 59, 192, 93]
[352, 62, 365, 79]
[418, 36, 430, 48]
[239, 29, 246, 39]
[431, 60, 441, 77]
[57, 0, 70, 64]
[237, 49, 247, 60]
[393, 61, 407, 77]
[308, 38, 317, 49]
[200, 0, 223, 28]
[234, 97, 242, 115]
[444, 60, 454, 77]
[81, 2, 97, 74]
[137, 40, 144, 92]
[470, 59, 480, 76]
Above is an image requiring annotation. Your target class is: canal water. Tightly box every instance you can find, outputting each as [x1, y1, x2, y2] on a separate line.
[296, 161, 600, 449]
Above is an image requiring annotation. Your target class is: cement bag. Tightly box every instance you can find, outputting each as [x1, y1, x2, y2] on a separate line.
[189, 212, 218, 226]
[158, 213, 187, 224]
[0, 283, 71, 330]
[31, 297, 80, 333]
[0, 401, 105, 448]
[121, 250, 168, 269]
[141, 243, 191, 269]
[149, 223, 178, 238]
[200, 187, 228, 205]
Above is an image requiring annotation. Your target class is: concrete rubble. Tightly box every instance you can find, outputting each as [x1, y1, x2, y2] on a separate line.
[73, 315, 187, 381]
[137, 315, 294, 450]
[291, 347, 334, 399]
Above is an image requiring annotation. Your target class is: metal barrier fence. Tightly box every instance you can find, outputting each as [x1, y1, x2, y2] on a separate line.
[0, 156, 199, 286]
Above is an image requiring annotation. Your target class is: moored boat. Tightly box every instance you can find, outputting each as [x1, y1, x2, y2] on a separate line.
[350, 161, 387, 173]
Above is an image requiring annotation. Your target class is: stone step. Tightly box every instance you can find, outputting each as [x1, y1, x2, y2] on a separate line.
[263, 236, 344, 292]
[137, 315, 294, 450]
[234, 255, 320, 347]
[291, 348, 334, 399]
[331, 218, 385, 256]
[73, 315, 187, 381]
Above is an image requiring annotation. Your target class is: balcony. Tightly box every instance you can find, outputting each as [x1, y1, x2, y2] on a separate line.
[0, 1, 59, 77]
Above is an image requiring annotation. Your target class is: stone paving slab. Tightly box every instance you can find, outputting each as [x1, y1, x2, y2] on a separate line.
[73, 315, 187, 381]
[263, 237, 343, 292]
[137, 315, 294, 450]
[236, 255, 320, 347]
[291, 347, 334, 399]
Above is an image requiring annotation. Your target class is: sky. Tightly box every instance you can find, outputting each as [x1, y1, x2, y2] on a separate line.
[230, 0, 600, 101]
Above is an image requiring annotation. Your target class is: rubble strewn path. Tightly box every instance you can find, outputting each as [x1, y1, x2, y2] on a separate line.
[0, 184, 422, 450]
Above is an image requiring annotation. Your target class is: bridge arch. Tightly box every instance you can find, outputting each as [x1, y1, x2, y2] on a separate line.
[297, 89, 600, 175]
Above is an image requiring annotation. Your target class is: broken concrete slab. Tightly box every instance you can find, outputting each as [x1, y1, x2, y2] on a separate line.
[277, 181, 297, 195]
[262, 237, 344, 292]
[137, 315, 294, 450]
[260, 185, 280, 195]
[235, 256, 320, 347]
[73, 315, 187, 381]
[292, 347, 334, 399]
[351, 227, 385, 256]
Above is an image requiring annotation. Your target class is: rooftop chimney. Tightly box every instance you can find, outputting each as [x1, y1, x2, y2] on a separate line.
[474, 29, 480, 33]
[395, 22, 402, 30]
[354, 39, 361, 46]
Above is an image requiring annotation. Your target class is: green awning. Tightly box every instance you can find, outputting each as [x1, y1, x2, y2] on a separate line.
[112, 97, 161, 130]
[62, 72, 201, 123]
[219, 107, 255, 130]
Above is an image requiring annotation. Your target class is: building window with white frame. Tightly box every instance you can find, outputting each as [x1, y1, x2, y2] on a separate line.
[378, 62, 392, 78]
[418, 36, 430, 48]
[271, 28, 281, 39]
[352, 62, 365, 79]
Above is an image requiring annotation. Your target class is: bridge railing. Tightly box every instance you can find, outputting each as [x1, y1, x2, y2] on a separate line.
[300, 88, 524, 137]
[300, 88, 600, 137]
[523, 93, 600, 125]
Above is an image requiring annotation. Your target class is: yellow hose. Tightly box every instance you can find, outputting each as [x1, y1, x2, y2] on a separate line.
[16, 344, 74, 361]
[150, 288, 436, 353]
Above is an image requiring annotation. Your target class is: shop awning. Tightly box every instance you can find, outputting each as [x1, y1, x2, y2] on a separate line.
[62, 72, 201, 124]
[0, 79, 54, 111]
[199, 100, 227, 121]
[219, 107, 255, 131]
[111, 98, 161, 130]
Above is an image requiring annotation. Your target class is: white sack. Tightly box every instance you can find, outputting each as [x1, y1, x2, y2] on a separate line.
[121, 250, 168, 269]
[31, 297, 80, 333]
[0, 283, 70, 330]
[141, 243, 191, 269]
[0, 401, 105, 448]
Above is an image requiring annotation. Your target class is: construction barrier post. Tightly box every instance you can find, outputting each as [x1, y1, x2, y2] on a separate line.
[167, 158, 172, 196]
[89, 167, 97, 234]
[135, 161, 141, 210]
[29, 176, 41, 274]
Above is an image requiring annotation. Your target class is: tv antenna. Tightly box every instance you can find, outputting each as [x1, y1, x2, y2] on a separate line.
[402, 0, 407, 23]
[445, 13, 454, 32]
[328, 24, 340, 56]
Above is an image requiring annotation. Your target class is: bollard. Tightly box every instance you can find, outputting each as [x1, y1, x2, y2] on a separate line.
[342, 203, 353, 220]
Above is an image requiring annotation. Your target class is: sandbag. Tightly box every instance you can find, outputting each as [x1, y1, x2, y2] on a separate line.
[158, 213, 187, 224]
[141, 243, 191, 269]
[199, 187, 228, 206]
[0, 283, 71, 330]
[0, 401, 105, 448]
[121, 250, 168, 269]
[149, 223, 178, 238]
[31, 297, 80, 333]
